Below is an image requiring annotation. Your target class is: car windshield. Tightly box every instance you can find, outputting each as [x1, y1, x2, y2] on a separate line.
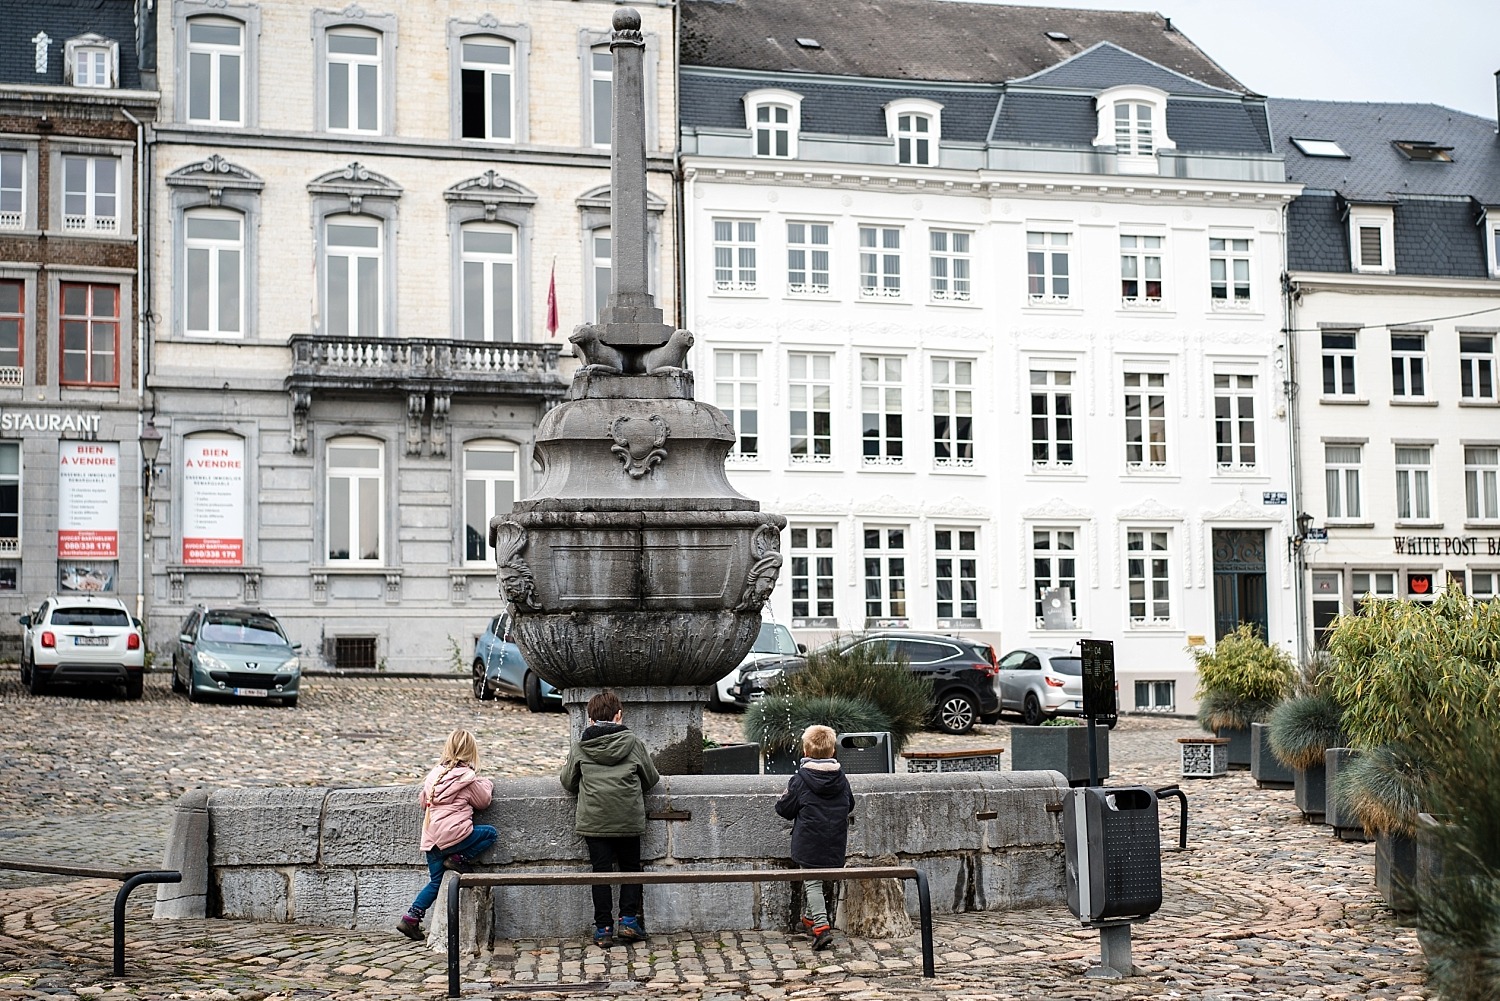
[51, 607, 129, 627]
[750, 623, 798, 655]
[201, 615, 288, 646]
[1048, 656, 1083, 676]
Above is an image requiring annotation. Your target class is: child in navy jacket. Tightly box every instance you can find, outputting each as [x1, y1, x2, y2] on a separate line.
[774, 724, 854, 951]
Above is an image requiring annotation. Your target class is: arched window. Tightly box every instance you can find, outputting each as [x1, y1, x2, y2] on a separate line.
[459, 35, 514, 141]
[324, 215, 380, 337]
[185, 17, 244, 125]
[326, 437, 383, 563]
[183, 208, 243, 337]
[326, 27, 381, 133]
[459, 223, 517, 341]
[590, 226, 611, 320]
[742, 89, 802, 159]
[588, 45, 611, 147]
[463, 440, 519, 564]
[884, 99, 943, 168]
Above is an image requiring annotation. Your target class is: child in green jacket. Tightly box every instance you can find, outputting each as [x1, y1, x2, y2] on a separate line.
[559, 689, 661, 948]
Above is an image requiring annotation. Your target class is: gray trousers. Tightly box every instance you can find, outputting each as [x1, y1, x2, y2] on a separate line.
[798, 861, 836, 926]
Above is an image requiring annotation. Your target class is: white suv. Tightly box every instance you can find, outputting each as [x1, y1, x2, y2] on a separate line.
[19, 595, 145, 699]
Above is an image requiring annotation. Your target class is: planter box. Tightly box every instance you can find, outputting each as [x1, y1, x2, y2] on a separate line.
[1325, 748, 1371, 841]
[1375, 829, 1418, 914]
[1249, 722, 1294, 788]
[1414, 812, 1448, 898]
[1215, 725, 1251, 769]
[701, 742, 761, 775]
[1010, 725, 1109, 787]
[1293, 763, 1327, 824]
[1178, 737, 1229, 778]
[902, 748, 1005, 773]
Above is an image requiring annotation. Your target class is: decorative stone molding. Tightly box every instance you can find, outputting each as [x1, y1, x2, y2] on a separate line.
[312, 572, 328, 604]
[243, 571, 261, 603]
[165, 155, 265, 207]
[169, 569, 185, 604]
[384, 573, 401, 604]
[430, 394, 450, 457]
[1114, 497, 1186, 522]
[609, 414, 669, 478]
[290, 390, 312, 456]
[1203, 495, 1281, 522]
[488, 519, 539, 611]
[307, 162, 402, 215]
[444, 171, 537, 222]
[735, 522, 783, 612]
[405, 394, 425, 456]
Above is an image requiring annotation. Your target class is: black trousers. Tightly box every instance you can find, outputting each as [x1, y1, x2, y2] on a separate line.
[584, 835, 643, 928]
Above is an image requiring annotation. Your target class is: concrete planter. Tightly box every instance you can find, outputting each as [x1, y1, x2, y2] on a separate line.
[1325, 748, 1370, 841]
[1249, 722, 1294, 788]
[1009, 725, 1109, 787]
[1214, 725, 1252, 769]
[1293, 763, 1327, 824]
[701, 743, 761, 775]
[1375, 829, 1418, 914]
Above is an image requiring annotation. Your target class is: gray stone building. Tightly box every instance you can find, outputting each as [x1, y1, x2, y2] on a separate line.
[0, 0, 158, 644]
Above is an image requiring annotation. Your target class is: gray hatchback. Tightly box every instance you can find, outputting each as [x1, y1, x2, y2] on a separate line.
[172, 606, 302, 706]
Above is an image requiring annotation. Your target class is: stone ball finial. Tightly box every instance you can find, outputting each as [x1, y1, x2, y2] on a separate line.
[612, 7, 641, 32]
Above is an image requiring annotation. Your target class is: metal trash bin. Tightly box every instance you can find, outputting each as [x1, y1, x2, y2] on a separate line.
[837, 732, 894, 774]
[1063, 786, 1163, 922]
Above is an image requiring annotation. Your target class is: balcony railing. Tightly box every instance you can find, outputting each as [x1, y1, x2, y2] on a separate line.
[0, 367, 21, 388]
[286, 334, 566, 400]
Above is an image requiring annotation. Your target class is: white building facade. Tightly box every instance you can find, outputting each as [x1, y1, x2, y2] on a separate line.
[680, 0, 1303, 714]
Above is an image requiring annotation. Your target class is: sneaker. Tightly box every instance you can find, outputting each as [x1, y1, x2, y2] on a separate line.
[616, 915, 647, 942]
[810, 924, 833, 951]
[396, 914, 423, 941]
[592, 924, 615, 948]
[800, 915, 818, 937]
[442, 854, 472, 873]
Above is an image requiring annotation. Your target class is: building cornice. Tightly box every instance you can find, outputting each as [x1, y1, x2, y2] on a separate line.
[1289, 271, 1500, 297]
[0, 84, 159, 108]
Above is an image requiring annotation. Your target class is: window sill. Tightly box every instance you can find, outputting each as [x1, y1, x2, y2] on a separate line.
[1458, 399, 1500, 408]
[1212, 467, 1267, 479]
[927, 296, 979, 309]
[1117, 308, 1177, 320]
[1127, 623, 1182, 633]
[1022, 303, 1083, 316]
[1319, 396, 1369, 406]
[787, 456, 835, 470]
[785, 289, 835, 301]
[1123, 468, 1179, 481]
[1394, 521, 1444, 530]
[1026, 467, 1087, 480]
[1325, 521, 1374, 529]
[1464, 521, 1500, 530]
[856, 294, 910, 305]
[1390, 398, 1439, 407]
[932, 462, 983, 476]
[710, 288, 766, 299]
[859, 459, 915, 472]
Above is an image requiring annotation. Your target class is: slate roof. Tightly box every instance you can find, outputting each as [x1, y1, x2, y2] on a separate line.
[681, 0, 1249, 93]
[1011, 41, 1237, 97]
[989, 92, 1271, 153]
[0, 0, 143, 89]
[1270, 99, 1500, 278]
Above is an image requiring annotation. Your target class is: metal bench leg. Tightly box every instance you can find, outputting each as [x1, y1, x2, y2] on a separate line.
[913, 870, 934, 978]
[447, 874, 462, 998]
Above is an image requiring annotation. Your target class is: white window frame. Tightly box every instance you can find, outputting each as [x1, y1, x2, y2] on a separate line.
[1123, 370, 1169, 471]
[0, 440, 19, 551]
[64, 35, 117, 89]
[463, 440, 519, 566]
[860, 353, 905, 467]
[1213, 372, 1257, 472]
[1310, 571, 1345, 649]
[1395, 444, 1434, 523]
[1465, 445, 1499, 523]
[1125, 527, 1174, 628]
[1135, 679, 1176, 712]
[1208, 234, 1252, 310]
[788, 351, 833, 465]
[1119, 233, 1164, 307]
[931, 356, 974, 469]
[1031, 526, 1080, 629]
[884, 99, 942, 167]
[786, 220, 830, 296]
[1390, 330, 1427, 398]
[929, 229, 971, 302]
[1350, 206, 1395, 274]
[1352, 570, 1398, 608]
[1324, 443, 1363, 522]
[1489, 219, 1500, 278]
[184, 16, 245, 126]
[61, 155, 119, 233]
[743, 89, 802, 159]
[711, 218, 758, 294]
[1321, 330, 1359, 397]
[459, 223, 518, 342]
[0, 149, 27, 231]
[789, 524, 836, 622]
[714, 349, 760, 463]
[858, 225, 903, 299]
[1460, 332, 1497, 401]
[1093, 86, 1173, 174]
[588, 226, 611, 323]
[1026, 230, 1071, 304]
[458, 35, 515, 142]
[933, 526, 980, 624]
[324, 27, 383, 134]
[1030, 368, 1076, 471]
[1470, 569, 1499, 600]
[324, 215, 382, 338]
[0, 276, 25, 386]
[183, 208, 244, 338]
[862, 525, 909, 623]
[325, 437, 384, 564]
[586, 44, 611, 148]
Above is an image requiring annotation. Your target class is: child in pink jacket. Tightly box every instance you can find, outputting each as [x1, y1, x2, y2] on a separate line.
[397, 728, 496, 940]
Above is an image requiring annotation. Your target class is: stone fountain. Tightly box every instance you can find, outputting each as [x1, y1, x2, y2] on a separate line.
[488, 7, 784, 774]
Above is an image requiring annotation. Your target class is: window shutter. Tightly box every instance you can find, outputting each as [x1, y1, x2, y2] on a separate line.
[1359, 227, 1383, 267]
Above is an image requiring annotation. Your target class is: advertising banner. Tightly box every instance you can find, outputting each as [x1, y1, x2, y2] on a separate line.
[182, 436, 245, 566]
[57, 441, 119, 559]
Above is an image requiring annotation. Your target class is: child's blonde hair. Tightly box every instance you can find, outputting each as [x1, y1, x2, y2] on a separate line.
[440, 728, 480, 769]
[801, 724, 837, 759]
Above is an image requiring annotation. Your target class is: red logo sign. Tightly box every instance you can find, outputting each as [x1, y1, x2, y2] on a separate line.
[1409, 574, 1432, 595]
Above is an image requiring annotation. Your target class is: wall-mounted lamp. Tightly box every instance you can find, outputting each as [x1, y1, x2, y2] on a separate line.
[140, 419, 163, 520]
[1287, 510, 1315, 561]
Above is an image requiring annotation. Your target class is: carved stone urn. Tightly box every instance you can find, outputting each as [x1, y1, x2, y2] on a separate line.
[487, 8, 783, 773]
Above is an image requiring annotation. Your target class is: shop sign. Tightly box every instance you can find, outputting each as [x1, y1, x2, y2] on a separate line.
[57, 441, 119, 559]
[1262, 491, 1288, 505]
[0, 409, 103, 435]
[182, 436, 244, 566]
[1394, 535, 1500, 556]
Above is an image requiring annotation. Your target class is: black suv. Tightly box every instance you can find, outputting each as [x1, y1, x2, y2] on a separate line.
[740, 631, 1000, 735]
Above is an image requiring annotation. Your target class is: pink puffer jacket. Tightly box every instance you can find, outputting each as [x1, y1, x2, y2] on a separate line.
[419, 763, 494, 852]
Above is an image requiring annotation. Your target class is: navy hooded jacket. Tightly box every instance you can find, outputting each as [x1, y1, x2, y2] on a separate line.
[775, 758, 855, 868]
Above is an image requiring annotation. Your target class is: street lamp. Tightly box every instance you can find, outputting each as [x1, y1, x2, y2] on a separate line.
[140, 420, 162, 523]
[1287, 511, 1314, 561]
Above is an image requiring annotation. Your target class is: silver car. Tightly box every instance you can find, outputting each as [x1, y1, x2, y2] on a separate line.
[996, 646, 1084, 725]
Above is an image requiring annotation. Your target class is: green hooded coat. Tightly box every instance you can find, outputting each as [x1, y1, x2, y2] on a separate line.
[558, 723, 661, 837]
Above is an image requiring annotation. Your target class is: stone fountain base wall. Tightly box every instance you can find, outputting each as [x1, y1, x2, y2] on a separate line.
[156, 772, 1068, 938]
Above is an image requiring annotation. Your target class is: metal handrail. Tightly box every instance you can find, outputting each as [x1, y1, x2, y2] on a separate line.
[1155, 785, 1189, 851]
[444, 865, 935, 997]
[0, 856, 182, 974]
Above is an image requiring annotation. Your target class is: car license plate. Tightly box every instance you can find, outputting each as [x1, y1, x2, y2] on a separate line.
[74, 636, 109, 646]
[234, 687, 269, 698]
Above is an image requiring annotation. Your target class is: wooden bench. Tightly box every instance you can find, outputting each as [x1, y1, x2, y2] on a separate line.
[901, 747, 1005, 773]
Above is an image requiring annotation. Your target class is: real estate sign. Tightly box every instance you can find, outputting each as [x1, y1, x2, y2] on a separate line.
[57, 441, 120, 559]
[182, 436, 245, 566]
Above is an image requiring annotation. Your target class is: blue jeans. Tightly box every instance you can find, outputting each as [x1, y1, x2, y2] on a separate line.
[408, 824, 497, 915]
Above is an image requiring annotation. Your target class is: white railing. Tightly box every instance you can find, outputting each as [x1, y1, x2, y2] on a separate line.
[63, 214, 118, 233]
[1211, 296, 1252, 312]
[724, 452, 759, 466]
[1125, 460, 1169, 472]
[1031, 458, 1075, 472]
[0, 210, 21, 230]
[787, 282, 830, 296]
[0, 537, 18, 554]
[858, 285, 902, 299]
[862, 454, 905, 468]
[713, 280, 758, 293]
[1028, 293, 1070, 306]
[934, 455, 975, 469]
[0, 366, 22, 387]
[789, 453, 832, 466]
[291, 335, 562, 381]
[1121, 296, 1163, 309]
[931, 289, 971, 302]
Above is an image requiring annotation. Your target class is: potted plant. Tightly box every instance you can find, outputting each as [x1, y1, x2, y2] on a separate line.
[700, 735, 762, 775]
[1009, 717, 1109, 787]
[744, 693, 893, 774]
[1267, 693, 1344, 824]
[1335, 742, 1426, 909]
[1190, 624, 1296, 769]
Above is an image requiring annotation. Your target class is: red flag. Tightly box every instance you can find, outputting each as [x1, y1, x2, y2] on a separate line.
[545, 261, 558, 337]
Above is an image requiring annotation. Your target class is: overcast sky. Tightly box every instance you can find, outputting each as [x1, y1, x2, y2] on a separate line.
[954, 0, 1500, 119]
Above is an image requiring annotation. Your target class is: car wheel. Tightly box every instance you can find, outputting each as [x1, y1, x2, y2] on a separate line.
[124, 675, 143, 700]
[170, 664, 186, 693]
[1022, 693, 1046, 726]
[27, 666, 49, 696]
[472, 660, 492, 701]
[935, 691, 978, 735]
[19, 657, 29, 686]
[187, 675, 202, 703]
[524, 671, 545, 713]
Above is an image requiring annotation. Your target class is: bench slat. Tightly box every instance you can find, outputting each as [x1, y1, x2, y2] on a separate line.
[458, 866, 916, 888]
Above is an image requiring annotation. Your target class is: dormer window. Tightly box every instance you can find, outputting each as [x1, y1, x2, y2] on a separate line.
[743, 89, 802, 159]
[884, 99, 943, 168]
[1348, 205, 1394, 274]
[1094, 86, 1173, 175]
[64, 34, 117, 89]
[1393, 140, 1453, 162]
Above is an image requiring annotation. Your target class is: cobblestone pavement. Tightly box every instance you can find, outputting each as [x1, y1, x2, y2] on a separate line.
[0, 671, 1429, 1000]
